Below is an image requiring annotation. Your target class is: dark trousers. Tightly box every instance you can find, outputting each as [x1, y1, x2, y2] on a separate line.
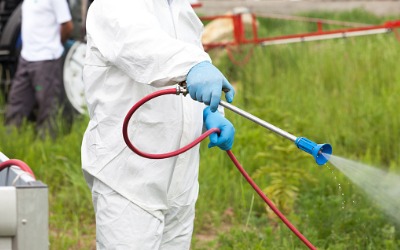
[5, 56, 64, 137]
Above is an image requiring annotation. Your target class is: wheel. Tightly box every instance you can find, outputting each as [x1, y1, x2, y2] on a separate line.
[62, 40, 87, 115]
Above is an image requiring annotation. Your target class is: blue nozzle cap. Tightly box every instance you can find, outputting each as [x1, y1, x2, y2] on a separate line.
[295, 137, 332, 165]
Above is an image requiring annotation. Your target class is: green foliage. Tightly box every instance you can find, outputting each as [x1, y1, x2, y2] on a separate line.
[235, 29, 400, 168]
[252, 140, 316, 218]
[195, 9, 400, 249]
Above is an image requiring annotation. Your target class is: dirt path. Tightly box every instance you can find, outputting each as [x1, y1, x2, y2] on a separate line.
[198, 1, 400, 17]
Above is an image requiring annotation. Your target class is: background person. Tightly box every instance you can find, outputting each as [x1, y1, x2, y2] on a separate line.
[81, 0, 235, 249]
[4, 0, 73, 138]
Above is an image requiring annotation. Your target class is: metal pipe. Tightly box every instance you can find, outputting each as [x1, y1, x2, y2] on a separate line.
[219, 100, 297, 142]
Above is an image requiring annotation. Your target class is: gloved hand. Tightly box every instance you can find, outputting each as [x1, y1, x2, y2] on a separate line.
[203, 107, 235, 150]
[186, 61, 235, 112]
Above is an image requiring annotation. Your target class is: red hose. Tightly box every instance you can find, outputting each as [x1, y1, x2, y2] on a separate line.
[122, 88, 317, 250]
[0, 159, 36, 179]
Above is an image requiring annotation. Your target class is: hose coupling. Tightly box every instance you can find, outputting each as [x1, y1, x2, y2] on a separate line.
[176, 82, 188, 96]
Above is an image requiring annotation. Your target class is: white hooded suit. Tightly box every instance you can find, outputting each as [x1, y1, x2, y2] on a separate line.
[82, 0, 211, 249]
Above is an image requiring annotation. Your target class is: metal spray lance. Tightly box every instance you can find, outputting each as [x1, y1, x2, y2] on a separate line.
[178, 84, 333, 165]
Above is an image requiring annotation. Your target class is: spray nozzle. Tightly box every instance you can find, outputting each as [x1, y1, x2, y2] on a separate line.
[295, 137, 332, 165]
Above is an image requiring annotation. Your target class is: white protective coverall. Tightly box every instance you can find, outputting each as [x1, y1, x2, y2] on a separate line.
[82, 0, 212, 249]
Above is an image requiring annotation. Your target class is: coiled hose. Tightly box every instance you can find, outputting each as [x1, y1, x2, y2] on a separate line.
[122, 88, 316, 250]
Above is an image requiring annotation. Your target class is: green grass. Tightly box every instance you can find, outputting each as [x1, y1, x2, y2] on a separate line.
[1, 9, 400, 249]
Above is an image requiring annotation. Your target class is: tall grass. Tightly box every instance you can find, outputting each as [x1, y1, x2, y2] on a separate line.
[1, 9, 400, 249]
[235, 34, 400, 166]
[196, 9, 400, 249]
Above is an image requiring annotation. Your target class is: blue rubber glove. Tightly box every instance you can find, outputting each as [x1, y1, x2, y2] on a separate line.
[203, 107, 235, 150]
[186, 61, 235, 112]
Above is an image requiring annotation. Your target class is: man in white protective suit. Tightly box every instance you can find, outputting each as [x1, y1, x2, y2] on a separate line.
[81, 0, 236, 249]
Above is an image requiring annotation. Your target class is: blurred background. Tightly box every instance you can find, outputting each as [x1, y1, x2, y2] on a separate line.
[1, 0, 400, 249]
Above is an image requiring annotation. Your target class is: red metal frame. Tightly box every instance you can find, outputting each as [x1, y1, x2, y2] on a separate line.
[259, 20, 400, 46]
[191, 2, 203, 9]
[200, 12, 400, 50]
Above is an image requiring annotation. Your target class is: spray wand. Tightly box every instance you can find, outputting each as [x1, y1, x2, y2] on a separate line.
[180, 84, 332, 165]
[123, 86, 333, 250]
[219, 99, 332, 165]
